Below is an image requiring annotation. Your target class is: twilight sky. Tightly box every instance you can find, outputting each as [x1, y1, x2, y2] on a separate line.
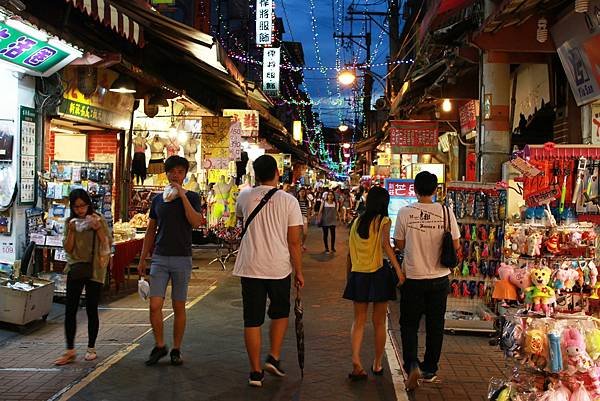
[278, 0, 391, 128]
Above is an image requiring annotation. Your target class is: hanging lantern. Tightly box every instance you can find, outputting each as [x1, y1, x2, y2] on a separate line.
[536, 17, 548, 43]
[575, 0, 589, 13]
[144, 96, 159, 118]
[76, 66, 98, 98]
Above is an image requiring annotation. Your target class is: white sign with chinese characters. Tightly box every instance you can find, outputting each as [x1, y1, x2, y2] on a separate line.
[256, 0, 273, 46]
[222, 109, 259, 137]
[262, 47, 280, 94]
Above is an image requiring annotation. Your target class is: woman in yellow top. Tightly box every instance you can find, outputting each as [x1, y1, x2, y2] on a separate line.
[343, 186, 405, 380]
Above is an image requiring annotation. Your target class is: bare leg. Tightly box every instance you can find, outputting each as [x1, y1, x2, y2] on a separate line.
[149, 297, 165, 347]
[268, 318, 289, 360]
[351, 302, 369, 373]
[372, 302, 388, 371]
[172, 300, 187, 349]
[244, 327, 262, 372]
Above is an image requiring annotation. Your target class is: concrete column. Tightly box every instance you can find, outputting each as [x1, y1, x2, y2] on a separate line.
[478, 54, 511, 182]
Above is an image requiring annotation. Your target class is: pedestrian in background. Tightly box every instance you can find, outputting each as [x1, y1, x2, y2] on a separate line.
[318, 191, 338, 253]
[343, 186, 404, 380]
[393, 172, 460, 390]
[234, 155, 305, 387]
[137, 155, 203, 367]
[296, 187, 311, 251]
[55, 189, 111, 365]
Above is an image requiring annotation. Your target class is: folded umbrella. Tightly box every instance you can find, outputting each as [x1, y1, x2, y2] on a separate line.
[294, 284, 304, 378]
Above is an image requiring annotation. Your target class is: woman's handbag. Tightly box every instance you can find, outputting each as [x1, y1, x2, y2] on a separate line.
[69, 231, 96, 280]
[440, 205, 458, 268]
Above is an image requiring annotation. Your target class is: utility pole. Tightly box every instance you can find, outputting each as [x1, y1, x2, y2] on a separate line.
[388, 0, 399, 96]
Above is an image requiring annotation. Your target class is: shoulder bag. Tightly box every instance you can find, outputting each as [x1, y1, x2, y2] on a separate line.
[69, 230, 96, 280]
[240, 188, 278, 239]
[440, 204, 458, 268]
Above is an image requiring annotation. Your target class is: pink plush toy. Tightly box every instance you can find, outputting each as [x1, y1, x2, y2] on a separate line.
[562, 327, 595, 375]
[509, 266, 532, 305]
[492, 263, 517, 303]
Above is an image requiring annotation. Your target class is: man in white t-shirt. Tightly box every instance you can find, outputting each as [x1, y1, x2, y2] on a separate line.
[234, 155, 304, 388]
[393, 172, 460, 391]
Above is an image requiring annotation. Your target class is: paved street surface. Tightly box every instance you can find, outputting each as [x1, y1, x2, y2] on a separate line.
[0, 225, 507, 401]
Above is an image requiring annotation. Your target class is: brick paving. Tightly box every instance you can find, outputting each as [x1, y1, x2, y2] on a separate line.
[0, 225, 510, 401]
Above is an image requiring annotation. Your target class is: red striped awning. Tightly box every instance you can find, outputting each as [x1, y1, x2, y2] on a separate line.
[65, 0, 144, 46]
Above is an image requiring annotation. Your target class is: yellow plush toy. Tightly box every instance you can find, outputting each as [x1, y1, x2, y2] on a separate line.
[525, 266, 555, 314]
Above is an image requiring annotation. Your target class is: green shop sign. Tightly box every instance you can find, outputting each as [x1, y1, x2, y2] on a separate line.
[0, 19, 81, 76]
[59, 98, 131, 130]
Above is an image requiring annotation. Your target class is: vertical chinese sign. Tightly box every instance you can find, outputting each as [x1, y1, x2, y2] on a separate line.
[201, 116, 231, 182]
[263, 47, 280, 94]
[389, 120, 439, 154]
[19, 106, 36, 204]
[256, 0, 273, 46]
[459, 100, 478, 137]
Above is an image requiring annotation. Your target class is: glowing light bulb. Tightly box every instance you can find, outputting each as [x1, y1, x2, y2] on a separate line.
[338, 124, 349, 132]
[338, 70, 356, 86]
[442, 99, 452, 112]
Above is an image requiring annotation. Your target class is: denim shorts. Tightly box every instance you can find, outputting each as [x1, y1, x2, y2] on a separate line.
[149, 255, 193, 302]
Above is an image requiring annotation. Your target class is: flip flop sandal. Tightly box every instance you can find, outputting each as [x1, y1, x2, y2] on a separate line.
[84, 348, 97, 361]
[371, 366, 384, 376]
[54, 351, 76, 366]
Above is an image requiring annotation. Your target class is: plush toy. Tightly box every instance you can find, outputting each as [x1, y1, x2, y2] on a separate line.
[492, 263, 518, 303]
[553, 263, 571, 294]
[569, 382, 592, 401]
[562, 327, 594, 375]
[510, 266, 533, 305]
[589, 261, 598, 287]
[528, 233, 542, 257]
[546, 232, 561, 254]
[585, 327, 600, 361]
[525, 328, 548, 369]
[526, 266, 555, 313]
[563, 263, 580, 291]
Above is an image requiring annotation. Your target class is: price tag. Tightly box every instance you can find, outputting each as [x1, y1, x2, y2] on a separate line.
[510, 157, 542, 178]
[30, 233, 46, 245]
[45, 235, 64, 247]
[54, 249, 67, 262]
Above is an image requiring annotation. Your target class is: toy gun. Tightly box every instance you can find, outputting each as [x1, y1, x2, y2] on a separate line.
[571, 157, 587, 205]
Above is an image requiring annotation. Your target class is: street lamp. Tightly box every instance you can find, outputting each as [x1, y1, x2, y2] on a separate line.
[338, 70, 356, 86]
[343, 143, 351, 149]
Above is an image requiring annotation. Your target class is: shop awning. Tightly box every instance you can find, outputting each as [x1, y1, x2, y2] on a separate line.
[419, 0, 477, 41]
[479, 0, 570, 33]
[354, 131, 384, 153]
[64, 0, 143, 46]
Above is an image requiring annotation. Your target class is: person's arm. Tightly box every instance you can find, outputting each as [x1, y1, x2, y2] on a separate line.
[382, 221, 405, 285]
[91, 214, 110, 246]
[63, 220, 76, 254]
[137, 218, 157, 276]
[172, 183, 203, 228]
[288, 225, 304, 288]
[317, 201, 324, 220]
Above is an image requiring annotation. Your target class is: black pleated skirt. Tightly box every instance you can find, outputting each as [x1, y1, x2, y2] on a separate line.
[343, 261, 398, 302]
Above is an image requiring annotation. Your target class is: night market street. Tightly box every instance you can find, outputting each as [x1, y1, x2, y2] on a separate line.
[0, 225, 505, 401]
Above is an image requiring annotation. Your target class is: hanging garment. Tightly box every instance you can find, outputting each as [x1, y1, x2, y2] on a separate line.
[147, 159, 164, 175]
[131, 152, 147, 184]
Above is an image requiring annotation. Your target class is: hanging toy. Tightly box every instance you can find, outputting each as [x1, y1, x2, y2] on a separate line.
[487, 195, 499, 223]
[524, 328, 548, 369]
[462, 260, 470, 276]
[526, 265, 555, 313]
[471, 225, 477, 242]
[585, 327, 600, 361]
[480, 260, 489, 277]
[498, 191, 507, 220]
[468, 280, 477, 299]
[478, 225, 488, 241]
[470, 260, 479, 276]
[492, 263, 517, 303]
[460, 280, 470, 297]
[474, 244, 481, 264]
[474, 191, 487, 219]
[527, 232, 542, 257]
[482, 243, 490, 258]
[477, 281, 485, 298]
[463, 241, 471, 259]
[453, 264, 461, 277]
[563, 327, 595, 374]
[540, 388, 568, 401]
[466, 192, 475, 217]
[450, 279, 460, 297]
[546, 231, 561, 254]
[548, 330, 563, 373]
[456, 191, 467, 219]
[464, 224, 471, 241]
[489, 226, 496, 244]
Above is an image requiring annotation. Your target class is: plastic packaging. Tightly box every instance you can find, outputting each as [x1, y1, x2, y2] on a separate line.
[138, 278, 150, 301]
[163, 185, 178, 202]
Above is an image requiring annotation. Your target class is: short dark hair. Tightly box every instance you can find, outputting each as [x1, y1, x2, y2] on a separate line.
[253, 155, 278, 183]
[164, 155, 189, 173]
[68, 188, 95, 221]
[414, 171, 438, 196]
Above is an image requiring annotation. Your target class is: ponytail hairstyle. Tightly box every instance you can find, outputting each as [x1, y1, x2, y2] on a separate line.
[356, 186, 390, 240]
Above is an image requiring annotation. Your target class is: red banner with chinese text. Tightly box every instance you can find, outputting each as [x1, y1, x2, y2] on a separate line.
[389, 120, 439, 154]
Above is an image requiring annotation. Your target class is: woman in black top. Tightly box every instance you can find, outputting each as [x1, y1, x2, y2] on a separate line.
[297, 188, 311, 250]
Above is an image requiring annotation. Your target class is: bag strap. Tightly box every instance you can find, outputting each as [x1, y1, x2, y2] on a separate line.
[240, 188, 279, 239]
[442, 204, 449, 233]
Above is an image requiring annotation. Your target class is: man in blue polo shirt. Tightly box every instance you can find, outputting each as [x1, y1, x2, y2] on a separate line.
[138, 155, 202, 366]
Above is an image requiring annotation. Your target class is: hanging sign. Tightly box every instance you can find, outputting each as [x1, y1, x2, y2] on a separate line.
[256, 0, 273, 46]
[19, 106, 37, 204]
[525, 186, 560, 207]
[384, 179, 417, 230]
[293, 120, 302, 142]
[389, 120, 438, 154]
[510, 157, 542, 178]
[223, 109, 259, 137]
[229, 121, 242, 161]
[0, 19, 80, 77]
[459, 100, 478, 136]
[202, 116, 231, 168]
[262, 47, 280, 94]
[552, 1, 600, 105]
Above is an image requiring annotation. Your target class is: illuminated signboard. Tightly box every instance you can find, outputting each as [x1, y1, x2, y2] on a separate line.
[0, 18, 81, 76]
[262, 47, 280, 94]
[256, 0, 273, 46]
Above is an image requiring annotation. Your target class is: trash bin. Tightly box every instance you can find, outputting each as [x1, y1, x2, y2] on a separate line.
[0, 277, 55, 325]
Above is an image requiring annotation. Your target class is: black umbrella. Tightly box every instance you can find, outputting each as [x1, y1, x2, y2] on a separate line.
[294, 284, 304, 378]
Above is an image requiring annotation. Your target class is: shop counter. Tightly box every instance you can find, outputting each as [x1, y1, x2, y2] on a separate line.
[112, 238, 144, 287]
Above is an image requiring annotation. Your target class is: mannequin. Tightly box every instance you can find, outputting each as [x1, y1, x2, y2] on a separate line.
[184, 138, 199, 173]
[148, 135, 167, 175]
[131, 130, 148, 185]
[185, 173, 200, 193]
[211, 175, 234, 225]
[165, 136, 180, 157]
[206, 183, 217, 226]
[245, 158, 255, 186]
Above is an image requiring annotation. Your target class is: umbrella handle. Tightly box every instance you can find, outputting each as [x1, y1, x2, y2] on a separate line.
[295, 281, 302, 298]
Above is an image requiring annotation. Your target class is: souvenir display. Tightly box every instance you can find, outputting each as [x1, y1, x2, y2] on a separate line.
[445, 182, 508, 333]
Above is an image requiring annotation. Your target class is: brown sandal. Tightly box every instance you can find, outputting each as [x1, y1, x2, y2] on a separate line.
[54, 350, 76, 366]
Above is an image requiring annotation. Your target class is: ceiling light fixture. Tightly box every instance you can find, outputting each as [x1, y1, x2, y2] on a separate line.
[109, 74, 136, 94]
